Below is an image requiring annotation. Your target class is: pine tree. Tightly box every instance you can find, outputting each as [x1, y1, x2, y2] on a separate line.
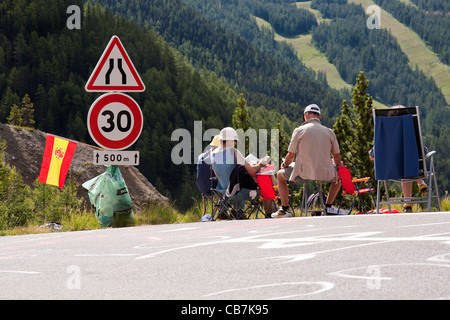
[6, 94, 35, 128]
[232, 93, 250, 155]
[7, 104, 23, 126]
[333, 71, 374, 181]
[232, 93, 249, 132]
[20, 94, 35, 128]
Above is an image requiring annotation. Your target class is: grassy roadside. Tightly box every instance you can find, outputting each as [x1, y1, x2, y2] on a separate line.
[2, 194, 448, 236]
[0, 201, 204, 236]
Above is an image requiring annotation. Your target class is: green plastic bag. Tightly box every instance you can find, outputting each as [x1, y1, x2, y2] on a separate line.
[82, 166, 135, 228]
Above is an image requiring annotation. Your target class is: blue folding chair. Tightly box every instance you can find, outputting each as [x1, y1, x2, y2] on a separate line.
[196, 150, 220, 220]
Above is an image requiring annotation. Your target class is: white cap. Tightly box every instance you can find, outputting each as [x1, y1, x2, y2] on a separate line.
[304, 104, 321, 115]
[219, 127, 238, 141]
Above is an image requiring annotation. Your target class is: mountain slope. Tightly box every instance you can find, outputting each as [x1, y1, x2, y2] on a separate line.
[93, 0, 345, 126]
[350, 0, 450, 104]
[293, 0, 450, 106]
[0, 0, 239, 209]
[172, 0, 449, 193]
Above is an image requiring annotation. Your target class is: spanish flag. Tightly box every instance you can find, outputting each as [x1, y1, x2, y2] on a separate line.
[39, 135, 77, 188]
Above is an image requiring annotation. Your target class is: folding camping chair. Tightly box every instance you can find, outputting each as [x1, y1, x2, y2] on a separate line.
[211, 148, 264, 220]
[196, 150, 219, 220]
[299, 180, 327, 216]
[255, 165, 279, 218]
[372, 106, 441, 213]
[337, 166, 375, 214]
[226, 163, 269, 220]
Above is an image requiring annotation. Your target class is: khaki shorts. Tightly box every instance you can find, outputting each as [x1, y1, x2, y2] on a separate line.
[280, 165, 339, 185]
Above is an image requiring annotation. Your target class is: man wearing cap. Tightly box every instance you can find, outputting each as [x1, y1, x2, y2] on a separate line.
[272, 104, 343, 218]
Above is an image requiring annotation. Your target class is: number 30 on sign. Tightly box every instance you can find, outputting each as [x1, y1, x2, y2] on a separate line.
[87, 93, 143, 150]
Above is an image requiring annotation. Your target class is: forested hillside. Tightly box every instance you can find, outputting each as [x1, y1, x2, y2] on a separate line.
[0, 0, 241, 209]
[92, 0, 345, 126]
[0, 0, 448, 211]
[373, 0, 449, 65]
[309, 0, 449, 197]
[166, 0, 449, 198]
[310, 0, 447, 114]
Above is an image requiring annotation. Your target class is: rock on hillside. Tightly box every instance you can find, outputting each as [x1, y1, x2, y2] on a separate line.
[0, 123, 168, 210]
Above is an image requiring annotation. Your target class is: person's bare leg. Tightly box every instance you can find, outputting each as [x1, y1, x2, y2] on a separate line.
[401, 181, 413, 198]
[277, 170, 289, 207]
[401, 181, 413, 212]
[326, 181, 341, 205]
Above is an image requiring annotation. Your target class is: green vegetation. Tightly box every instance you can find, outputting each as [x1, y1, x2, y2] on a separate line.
[0, 136, 203, 236]
[0, 0, 448, 229]
[349, 0, 450, 104]
[311, 0, 447, 113]
[334, 71, 374, 181]
[373, 0, 449, 65]
[250, 0, 318, 37]
[178, 0, 448, 195]
[95, 0, 344, 126]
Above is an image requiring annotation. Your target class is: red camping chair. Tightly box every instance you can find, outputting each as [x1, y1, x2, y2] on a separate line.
[255, 165, 277, 218]
[337, 166, 375, 214]
[255, 164, 296, 218]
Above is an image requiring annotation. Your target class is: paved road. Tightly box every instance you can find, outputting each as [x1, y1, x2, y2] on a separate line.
[0, 212, 449, 302]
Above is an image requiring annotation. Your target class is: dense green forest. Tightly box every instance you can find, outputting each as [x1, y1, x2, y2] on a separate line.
[373, 0, 450, 65]
[177, 0, 448, 114]
[309, 0, 450, 193]
[0, 0, 449, 212]
[173, 0, 449, 192]
[0, 0, 300, 210]
[310, 0, 447, 113]
[0, 0, 241, 209]
[248, 0, 318, 37]
[93, 0, 345, 126]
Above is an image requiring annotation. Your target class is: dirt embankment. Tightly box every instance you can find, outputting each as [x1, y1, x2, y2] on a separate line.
[0, 123, 168, 210]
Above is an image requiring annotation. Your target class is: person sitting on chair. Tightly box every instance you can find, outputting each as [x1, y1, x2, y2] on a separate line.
[273, 104, 343, 218]
[368, 105, 428, 213]
[196, 135, 220, 197]
[211, 127, 266, 215]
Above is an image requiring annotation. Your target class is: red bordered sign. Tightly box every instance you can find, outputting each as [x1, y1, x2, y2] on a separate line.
[85, 36, 145, 92]
[87, 93, 143, 150]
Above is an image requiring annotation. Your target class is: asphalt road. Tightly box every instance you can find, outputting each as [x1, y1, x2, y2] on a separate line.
[1, 212, 449, 302]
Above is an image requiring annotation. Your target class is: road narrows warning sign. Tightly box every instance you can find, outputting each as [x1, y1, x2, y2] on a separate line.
[85, 36, 145, 92]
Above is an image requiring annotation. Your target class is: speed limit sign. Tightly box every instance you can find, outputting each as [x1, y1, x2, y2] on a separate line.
[87, 92, 143, 150]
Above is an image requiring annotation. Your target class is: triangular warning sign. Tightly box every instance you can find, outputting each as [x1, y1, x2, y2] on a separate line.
[85, 36, 145, 92]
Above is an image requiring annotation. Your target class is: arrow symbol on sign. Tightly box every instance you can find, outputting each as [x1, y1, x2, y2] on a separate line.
[95, 152, 99, 163]
[134, 153, 138, 164]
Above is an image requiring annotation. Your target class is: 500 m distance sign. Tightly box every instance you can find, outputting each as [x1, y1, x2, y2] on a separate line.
[87, 93, 143, 150]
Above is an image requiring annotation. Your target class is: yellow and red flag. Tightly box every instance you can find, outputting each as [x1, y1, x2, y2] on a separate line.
[39, 135, 77, 188]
